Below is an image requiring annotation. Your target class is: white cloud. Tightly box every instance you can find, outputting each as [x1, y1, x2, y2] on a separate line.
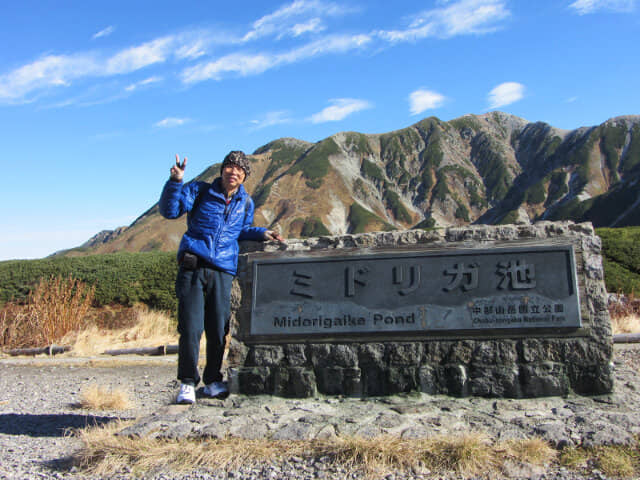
[182, 53, 275, 83]
[487, 82, 525, 109]
[569, 0, 635, 14]
[0, 31, 218, 103]
[0, 0, 509, 104]
[250, 111, 293, 129]
[182, 34, 370, 84]
[276, 33, 371, 63]
[154, 117, 190, 128]
[105, 36, 175, 75]
[175, 38, 209, 60]
[309, 98, 372, 123]
[243, 0, 351, 42]
[92, 25, 115, 40]
[0, 54, 99, 102]
[289, 18, 326, 37]
[125, 76, 162, 92]
[409, 89, 446, 115]
[377, 0, 510, 42]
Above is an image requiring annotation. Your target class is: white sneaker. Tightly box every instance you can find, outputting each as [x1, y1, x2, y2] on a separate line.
[176, 383, 196, 404]
[203, 381, 229, 399]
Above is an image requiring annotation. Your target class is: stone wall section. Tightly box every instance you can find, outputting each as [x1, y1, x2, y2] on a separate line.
[227, 222, 613, 398]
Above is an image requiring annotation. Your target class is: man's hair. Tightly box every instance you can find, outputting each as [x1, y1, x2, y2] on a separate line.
[220, 150, 251, 177]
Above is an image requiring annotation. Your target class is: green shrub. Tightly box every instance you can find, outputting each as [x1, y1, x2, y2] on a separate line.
[472, 134, 511, 202]
[498, 210, 520, 225]
[545, 136, 563, 157]
[300, 217, 331, 237]
[0, 252, 178, 312]
[289, 138, 339, 188]
[455, 203, 470, 222]
[413, 217, 436, 229]
[263, 141, 308, 180]
[557, 129, 597, 190]
[548, 197, 594, 222]
[252, 182, 273, 209]
[380, 128, 422, 163]
[348, 203, 394, 234]
[385, 160, 406, 179]
[419, 168, 434, 199]
[621, 125, 640, 173]
[450, 116, 480, 132]
[601, 258, 640, 294]
[361, 159, 385, 182]
[582, 181, 640, 227]
[597, 226, 640, 294]
[420, 135, 443, 169]
[344, 132, 372, 156]
[545, 171, 568, 205]
[549, 179, 640, 227]
[383, 190, 412, 223]
[525, 181, 546, 204]
[432, 170, 451, 202]
[468, 183, 487, 208]
[599, 124, 627, 178]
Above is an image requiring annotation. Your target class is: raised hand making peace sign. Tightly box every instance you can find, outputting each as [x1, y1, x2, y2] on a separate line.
[170, 154, 187, 181]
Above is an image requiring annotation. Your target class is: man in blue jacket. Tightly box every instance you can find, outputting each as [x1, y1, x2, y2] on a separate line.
[160, 151, 283, 404]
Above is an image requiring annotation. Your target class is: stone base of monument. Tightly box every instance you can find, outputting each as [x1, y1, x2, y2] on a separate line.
[228, 222, 613, 398]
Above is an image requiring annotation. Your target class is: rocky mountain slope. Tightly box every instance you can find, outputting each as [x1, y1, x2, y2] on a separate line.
[64, 111, 640, 255]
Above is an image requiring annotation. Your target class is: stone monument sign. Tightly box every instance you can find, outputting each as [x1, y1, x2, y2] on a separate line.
[250, 245, 580, 338]
[227, 222, 613, 398]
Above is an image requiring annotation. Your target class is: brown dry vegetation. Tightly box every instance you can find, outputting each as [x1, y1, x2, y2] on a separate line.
[74, 424, 558, 479]
[560, 443, 640, 478]
[78, 384, 133, 411]
[0, 276, 178, 354]
[609, 293, 640, 334]
[67, 304, 178, 356]
[0, 275, 94, 349]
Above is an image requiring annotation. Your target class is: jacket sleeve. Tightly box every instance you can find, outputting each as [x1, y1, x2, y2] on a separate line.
[158, 180, 198, 219]
[238, 196, 267, 241]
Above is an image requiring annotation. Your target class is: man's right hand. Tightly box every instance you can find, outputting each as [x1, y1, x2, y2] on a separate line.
[170, 154, 187, 181]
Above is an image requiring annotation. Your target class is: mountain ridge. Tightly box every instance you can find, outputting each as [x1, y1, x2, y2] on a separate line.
[58, 111, 640, 257]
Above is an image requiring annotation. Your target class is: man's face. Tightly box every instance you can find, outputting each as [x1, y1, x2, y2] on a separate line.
[221, 163, 246, 193]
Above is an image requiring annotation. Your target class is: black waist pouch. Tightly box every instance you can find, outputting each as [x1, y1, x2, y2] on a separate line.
[180, 252, 199, 270]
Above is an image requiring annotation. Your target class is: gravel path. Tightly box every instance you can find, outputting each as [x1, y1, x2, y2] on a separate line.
[0, 357, 176, 480]
[1, 346, 639, 480]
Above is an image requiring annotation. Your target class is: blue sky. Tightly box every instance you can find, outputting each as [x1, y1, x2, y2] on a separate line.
[1, 0, 639, 260]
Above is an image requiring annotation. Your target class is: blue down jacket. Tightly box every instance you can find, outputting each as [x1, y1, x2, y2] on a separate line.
[159, 178, 266, 275]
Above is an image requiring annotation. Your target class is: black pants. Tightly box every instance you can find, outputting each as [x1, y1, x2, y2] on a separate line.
[175, 265, 233, 386]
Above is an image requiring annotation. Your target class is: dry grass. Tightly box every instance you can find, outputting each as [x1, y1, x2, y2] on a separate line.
[609, 293, 640, 335]
[78, 384, 132, 411]
[502, 437, 557, 465]
[67, 305, 178, 356]
[0, 302, 28, 349]
[73, 425, 560, 479]
[422, 432, 498, 476]
[612, 314, 640, 335]
[74, 421, 305, 477]
[594, 446, 636, 478]
[0, 276, 94, 349]
[560, 444, 640, 478]
[322, 435, 422, 476]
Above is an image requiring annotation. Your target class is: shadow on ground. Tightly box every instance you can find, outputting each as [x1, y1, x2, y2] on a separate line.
[0, 413, 124, 437]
